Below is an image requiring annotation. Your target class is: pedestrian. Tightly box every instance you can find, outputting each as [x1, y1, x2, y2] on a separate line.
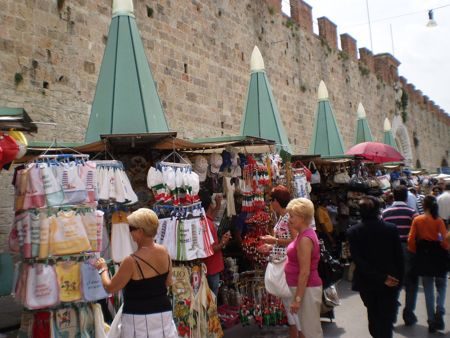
[95, 208, 178, 337]
[199, 189, 231, 297]
[431, 186, 442, 197]
[407, 195, 448, 332]
[347, 196, 404, 338]
[400, 179, 418, 212]
[437, 181, 450, 225]
[381, 185, 418, 326]
[285, 198, 323, 338]
[259, 185, 304, 338]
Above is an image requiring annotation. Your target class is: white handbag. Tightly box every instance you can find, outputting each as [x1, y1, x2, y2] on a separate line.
[309, 162, 321, 184]
[264, 258, 291, 298]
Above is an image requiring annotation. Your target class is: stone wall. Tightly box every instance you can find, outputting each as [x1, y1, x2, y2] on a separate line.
[0, 0, 449, 249]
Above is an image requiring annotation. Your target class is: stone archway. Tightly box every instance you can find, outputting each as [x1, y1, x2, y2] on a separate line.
[391, 114, 413, 167]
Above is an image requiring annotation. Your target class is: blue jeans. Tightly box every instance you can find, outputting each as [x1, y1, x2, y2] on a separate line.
[401, 243, 419, 314]
[422, 275, 447, 322]
[207, 273, 221, 298]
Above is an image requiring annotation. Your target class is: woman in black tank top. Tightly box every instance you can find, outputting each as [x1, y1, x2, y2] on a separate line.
[95, 208, 178, 338]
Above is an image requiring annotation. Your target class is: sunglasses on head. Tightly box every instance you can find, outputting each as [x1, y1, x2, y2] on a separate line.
[129, 225, 139, 232]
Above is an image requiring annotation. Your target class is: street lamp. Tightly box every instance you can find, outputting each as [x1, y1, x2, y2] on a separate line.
[426, 10, 437, 27]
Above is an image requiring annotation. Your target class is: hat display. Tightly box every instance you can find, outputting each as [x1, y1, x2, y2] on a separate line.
[209, 153, 223, 174]
[193, 155, 208, 182]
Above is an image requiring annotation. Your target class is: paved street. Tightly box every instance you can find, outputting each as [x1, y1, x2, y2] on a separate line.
[224, 279, 450, 337]
[1, 279, 448, 337]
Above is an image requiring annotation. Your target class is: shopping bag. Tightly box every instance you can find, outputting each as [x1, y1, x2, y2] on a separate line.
[264, 258, 291, 298]
[107, 304, 123, 338]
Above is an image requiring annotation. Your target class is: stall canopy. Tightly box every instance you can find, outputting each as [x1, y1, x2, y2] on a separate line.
[383, 118, 398, 150]
[240, 46, 292, 154]
[308, 81, 345, 157]
[354, 102, 374, 144]
[0, 107, 37, 132]
[189, 135, 276, 153]
[85, 0, 169, 143]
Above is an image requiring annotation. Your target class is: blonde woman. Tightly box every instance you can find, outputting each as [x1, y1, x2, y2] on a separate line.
[285, 198, 323, 338]
[260, 185, 303, 338]
[96, 208, 177, 337]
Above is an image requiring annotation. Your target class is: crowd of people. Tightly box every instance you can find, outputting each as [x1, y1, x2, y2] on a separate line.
[91, 180, 449, 338]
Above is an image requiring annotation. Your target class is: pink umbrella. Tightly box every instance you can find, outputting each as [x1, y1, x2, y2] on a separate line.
[345, 142, 404, 163]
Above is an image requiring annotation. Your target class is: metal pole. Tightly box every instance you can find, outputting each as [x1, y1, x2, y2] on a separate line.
[390, 24, 395, 55]
[366, 0, 373, 51]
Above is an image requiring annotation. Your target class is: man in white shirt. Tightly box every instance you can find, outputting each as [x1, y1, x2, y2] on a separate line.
[437, 181, 450, 225]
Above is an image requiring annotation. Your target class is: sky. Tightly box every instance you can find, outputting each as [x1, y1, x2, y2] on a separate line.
[281, 0, 450, 115]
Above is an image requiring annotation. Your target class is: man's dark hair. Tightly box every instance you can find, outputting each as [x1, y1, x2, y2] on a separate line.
[359, 196, 381, 220]
[393, 185, 408, 202]
[198, 187, 213, 211]
[399, 179, 408, 186]
[445, 182, 450, 191]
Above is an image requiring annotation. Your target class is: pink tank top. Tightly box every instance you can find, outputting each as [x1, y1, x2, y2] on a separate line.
[285, 228, 322, 287]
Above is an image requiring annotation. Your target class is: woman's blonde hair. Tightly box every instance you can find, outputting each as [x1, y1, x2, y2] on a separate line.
[286, 198, 314, 224]
[127, 208, 159, 237]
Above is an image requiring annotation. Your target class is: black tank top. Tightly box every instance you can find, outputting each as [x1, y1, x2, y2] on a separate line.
[122, 254, 172, 315]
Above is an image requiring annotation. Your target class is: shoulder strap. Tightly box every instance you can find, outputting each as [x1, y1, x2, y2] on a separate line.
[130, 255, 145, 279]
[132, 254, 161, 275]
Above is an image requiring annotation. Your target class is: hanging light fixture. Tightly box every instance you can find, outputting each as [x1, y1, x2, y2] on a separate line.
[426, 9, 437, 27]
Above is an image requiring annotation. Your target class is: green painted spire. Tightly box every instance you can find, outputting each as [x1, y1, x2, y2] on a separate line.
[240, 46, 292, 154]
[383, 118, 398, 149]
[85, 0, 169, 143]
[354, 102, 374, 144]
[309, 81, 345, 157]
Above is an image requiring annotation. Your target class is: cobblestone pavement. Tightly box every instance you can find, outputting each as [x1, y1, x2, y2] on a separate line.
[224, 279, 450, 337]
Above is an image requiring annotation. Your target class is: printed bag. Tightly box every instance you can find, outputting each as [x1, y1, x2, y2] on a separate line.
[55, 261, 82, 302]
[25, 264, 59, 309]
[53, 307, 80, 338]
[81, 260, 109, 301]
[48, 211, 91, 255]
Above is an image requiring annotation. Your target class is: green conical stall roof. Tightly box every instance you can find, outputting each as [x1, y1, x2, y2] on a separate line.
[309, 81, 345, 157]
[354, 103, 374, 144]
[383, 118, 398, 150]
[85, 0, 169, 143]
[240, 46, 292, 154]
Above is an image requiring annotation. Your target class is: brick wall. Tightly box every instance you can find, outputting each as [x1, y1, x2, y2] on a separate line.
[0, 0, 449, 243]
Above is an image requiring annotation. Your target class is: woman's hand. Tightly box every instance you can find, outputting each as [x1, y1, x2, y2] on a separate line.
[290, 300, 300, 313]
[95, 257, 107, 271]
[257, 243, 273, 254]
[260, 235, 276, 245]
[384, 275, 399, 287]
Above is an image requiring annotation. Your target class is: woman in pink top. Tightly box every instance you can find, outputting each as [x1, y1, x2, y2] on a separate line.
[285, 198, 323, 338]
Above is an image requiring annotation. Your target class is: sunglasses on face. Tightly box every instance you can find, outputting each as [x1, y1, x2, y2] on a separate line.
[129, 225, 139, 232]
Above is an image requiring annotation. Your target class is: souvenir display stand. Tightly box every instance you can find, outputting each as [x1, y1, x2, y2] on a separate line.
[9, 154, 109, 337]
[146, 150, 223, 338]
[187, 147, 305, 329]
